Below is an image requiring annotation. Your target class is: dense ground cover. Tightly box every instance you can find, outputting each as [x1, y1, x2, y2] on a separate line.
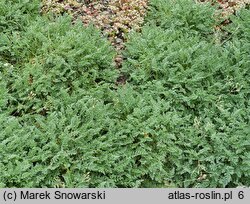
[0, 0, 249, 187]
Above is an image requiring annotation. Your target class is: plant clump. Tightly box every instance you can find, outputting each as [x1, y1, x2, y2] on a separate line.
[0, 0, 249, 188]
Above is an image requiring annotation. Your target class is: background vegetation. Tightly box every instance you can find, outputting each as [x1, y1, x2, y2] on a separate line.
[0, 0, 249, 187]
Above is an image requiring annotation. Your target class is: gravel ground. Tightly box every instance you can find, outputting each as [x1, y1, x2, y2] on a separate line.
[200, 0, 250, 15]
[41, 0, 250, 48]
[41, 0, 148, 67]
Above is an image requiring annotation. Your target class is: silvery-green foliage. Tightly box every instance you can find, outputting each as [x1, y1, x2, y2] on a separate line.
[0, 0, 40, 33]
[146, 0, 216, 37]
[122, 5, 250, 187]
[0, 0, 249, 188]
[1, 14, 117, 116]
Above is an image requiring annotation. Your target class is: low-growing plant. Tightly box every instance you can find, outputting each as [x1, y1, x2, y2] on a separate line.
[145, 0, 217, 38]
[0, 0, 249, 188]
[0, 0, 40, 33]
[1, 14, 117, 116]
[226, 8, 250, 42]
[121, 21, 250, 187]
